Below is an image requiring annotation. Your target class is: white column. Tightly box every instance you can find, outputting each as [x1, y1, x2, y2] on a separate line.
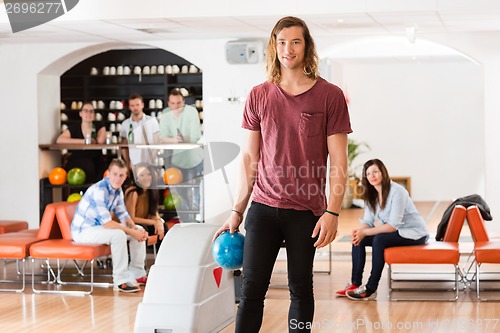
[483, 59, 500, 219]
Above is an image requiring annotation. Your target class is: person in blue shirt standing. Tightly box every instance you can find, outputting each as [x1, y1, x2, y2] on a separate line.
[336, 158, 429, 300]
[71, 158, 149, 293]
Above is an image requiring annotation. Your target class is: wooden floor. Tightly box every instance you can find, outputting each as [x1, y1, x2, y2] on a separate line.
[2, 201, 500, 333]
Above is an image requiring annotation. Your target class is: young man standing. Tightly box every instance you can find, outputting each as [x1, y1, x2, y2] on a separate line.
[71, 158, 149, 292]
[214, 17, 351, 332]
[120, 93, 160, 172]
[159, 89, 203, 220]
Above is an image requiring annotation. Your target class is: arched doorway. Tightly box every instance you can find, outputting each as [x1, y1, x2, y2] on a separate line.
[38, 45, 204, 220]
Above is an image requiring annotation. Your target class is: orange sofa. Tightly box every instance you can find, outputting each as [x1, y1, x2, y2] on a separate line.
[384, 205, 467, 301]
[29, 201, 111, 295]
[0, 203, 61, 292]
[0, 220, 28, 234]
[466, 205, 500, 301]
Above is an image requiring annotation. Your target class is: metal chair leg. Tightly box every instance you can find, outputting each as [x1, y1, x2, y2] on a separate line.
[0, 258, 25, 293]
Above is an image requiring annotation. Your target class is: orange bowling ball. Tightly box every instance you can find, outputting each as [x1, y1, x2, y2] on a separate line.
[103, 169, 109, 178]
[163, 188, 171, 198]
[163, 167, 183, 185]
[49, 167, 67, 185]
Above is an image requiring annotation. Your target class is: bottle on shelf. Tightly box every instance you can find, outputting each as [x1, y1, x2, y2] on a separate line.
[128, 123, 134, 143]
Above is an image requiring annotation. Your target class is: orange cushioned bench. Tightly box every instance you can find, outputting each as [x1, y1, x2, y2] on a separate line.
[466, 205, 500, 301]
[0, 220, 29, 234]
[0, 204, 60, 292]
[0, 238, 43, 292]
[384, 205, 467, 301]
[29, 201, 111, 295]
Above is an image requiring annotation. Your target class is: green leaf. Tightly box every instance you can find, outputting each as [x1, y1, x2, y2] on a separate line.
[347, 138, 370, 173]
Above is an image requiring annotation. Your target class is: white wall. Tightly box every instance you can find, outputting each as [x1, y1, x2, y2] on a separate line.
[330, 59, 484, 201]
[0, 42, 94, 227]
[420, 33, 500, 219]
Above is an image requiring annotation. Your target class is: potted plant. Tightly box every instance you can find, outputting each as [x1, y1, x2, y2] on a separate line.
[342, 138, 370, 209]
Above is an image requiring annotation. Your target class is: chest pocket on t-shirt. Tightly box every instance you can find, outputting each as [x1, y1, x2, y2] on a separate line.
[299, 112, 323, 137]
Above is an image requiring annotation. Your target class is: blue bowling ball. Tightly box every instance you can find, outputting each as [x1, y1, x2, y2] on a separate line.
[212, 231, 245, 270]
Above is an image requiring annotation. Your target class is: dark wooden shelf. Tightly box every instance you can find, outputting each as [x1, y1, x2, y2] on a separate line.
[50, 49, 205, 221]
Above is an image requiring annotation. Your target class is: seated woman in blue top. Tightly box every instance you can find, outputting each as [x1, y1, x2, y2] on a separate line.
[336, 158, 429, 300]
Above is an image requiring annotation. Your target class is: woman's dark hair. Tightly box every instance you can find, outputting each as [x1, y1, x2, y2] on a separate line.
[128, 163, 159, 217]
[361, 159, 391, 213]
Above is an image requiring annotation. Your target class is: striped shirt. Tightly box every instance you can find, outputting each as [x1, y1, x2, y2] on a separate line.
[71, 177, 131, 235]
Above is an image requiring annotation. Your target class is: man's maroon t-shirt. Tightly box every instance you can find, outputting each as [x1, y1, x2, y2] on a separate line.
[242, 77, 352, 216]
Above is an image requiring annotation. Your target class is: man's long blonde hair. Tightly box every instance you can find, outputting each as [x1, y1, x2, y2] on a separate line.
[266, 16, 319, 84]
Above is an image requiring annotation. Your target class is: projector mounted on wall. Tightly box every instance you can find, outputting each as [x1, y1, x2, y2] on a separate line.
[225, 40, 264, 64]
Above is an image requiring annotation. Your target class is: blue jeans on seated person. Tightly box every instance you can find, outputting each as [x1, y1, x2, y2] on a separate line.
[351, 231, 428, 292]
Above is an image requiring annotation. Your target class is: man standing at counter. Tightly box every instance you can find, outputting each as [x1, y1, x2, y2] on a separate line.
[159, 89, 203, 221]
[120, 93, 160, 173]
[159, 89, 203, 181]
